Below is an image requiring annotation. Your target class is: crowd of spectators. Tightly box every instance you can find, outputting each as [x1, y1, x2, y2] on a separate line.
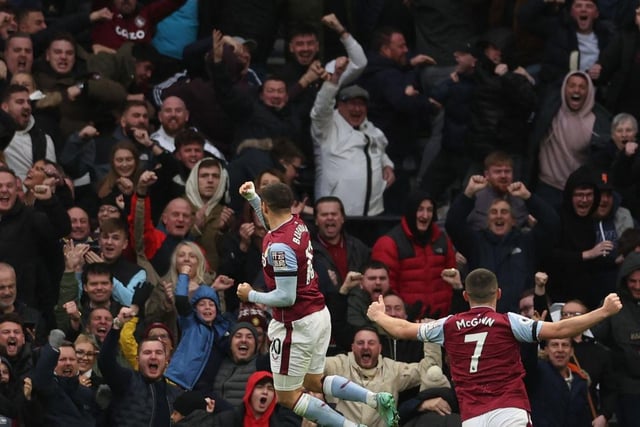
[0, 0, 640, 426]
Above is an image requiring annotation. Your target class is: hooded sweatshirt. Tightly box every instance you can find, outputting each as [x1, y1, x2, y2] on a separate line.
[592, 252, 640, 394]
[372, 191, 456, 318]
[242, 371, 277, 427]
[539, 71, 595, 190]
[185, 158, 230, 272]
[547, 165, 603, 307]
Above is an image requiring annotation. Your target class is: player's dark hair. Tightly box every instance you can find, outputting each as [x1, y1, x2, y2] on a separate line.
[465, 268, 498, 303]
[259, 182, 294, 212]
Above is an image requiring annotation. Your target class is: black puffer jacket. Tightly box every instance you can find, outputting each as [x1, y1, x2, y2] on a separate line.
[466, 54, 537, 162]
[0, 196, 70, 313]
[99, 329, 182, 427]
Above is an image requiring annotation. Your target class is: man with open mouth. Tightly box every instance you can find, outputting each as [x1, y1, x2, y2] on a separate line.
[32, 331, 96, 425]
[99, 306, 181, 426]
[324, 326, 445, 427]
[518, 0, 613, 88]
[0, 312, 32, 379]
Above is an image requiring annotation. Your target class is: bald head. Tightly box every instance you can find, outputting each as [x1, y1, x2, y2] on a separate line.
[159, 96, 189, 136]
[162, 198, 193, 237]
[0, 263, 17, 310]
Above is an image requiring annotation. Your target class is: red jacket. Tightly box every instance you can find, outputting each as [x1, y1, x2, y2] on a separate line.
[91, 0, 187, 49]
[372, 218, 456, 318]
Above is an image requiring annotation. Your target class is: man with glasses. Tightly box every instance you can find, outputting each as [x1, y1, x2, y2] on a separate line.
[544, 165, 616, 308]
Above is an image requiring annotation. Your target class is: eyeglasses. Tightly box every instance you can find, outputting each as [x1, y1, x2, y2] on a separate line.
[560, 311, 583, 318]
[98, 206, 119, 214]
[572, 191, 594, 200]
[75, 350, 99, 358]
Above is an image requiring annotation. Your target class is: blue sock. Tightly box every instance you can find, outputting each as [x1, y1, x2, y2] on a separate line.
[293, 392, 359, 427]
[322, 375, 377, 407]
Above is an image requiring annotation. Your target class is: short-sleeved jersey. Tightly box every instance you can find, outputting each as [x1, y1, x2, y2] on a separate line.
[262, 215, 325, 323]
[418, 306, 541, 421]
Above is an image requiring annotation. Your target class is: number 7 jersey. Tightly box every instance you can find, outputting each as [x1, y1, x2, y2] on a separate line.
[262, 215, 326, 323]
[418, 306, 541, 421]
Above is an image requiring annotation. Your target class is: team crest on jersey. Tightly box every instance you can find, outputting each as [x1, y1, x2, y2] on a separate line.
[272, 251, 287, 268]
[135, 15, 146, 28]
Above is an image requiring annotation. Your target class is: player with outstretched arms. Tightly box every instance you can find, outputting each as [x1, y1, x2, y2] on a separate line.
[367, 268, 622, 427]
[237, 181, 399, 427]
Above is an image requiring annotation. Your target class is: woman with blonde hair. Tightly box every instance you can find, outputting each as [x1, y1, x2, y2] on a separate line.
[121, 241, 234, 368]
[74, 334, 102, 390]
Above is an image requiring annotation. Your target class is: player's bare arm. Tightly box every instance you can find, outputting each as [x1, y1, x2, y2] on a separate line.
[538, 293, 622, 340]
[367, 295, 421, 339]
[239, 181, 266, 228]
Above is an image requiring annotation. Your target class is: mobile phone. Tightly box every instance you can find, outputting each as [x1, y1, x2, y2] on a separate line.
[23, 321, 36, 330]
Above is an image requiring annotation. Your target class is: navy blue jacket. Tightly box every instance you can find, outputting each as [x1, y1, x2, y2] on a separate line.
[32, 344, 96, 427]
[445, 193, 559, 313]
[430, 72, 475, 154]
[529, 360, 591, 427]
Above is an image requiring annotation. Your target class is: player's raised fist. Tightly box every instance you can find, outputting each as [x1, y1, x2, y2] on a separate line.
[602, 293, 622, 316]
[239, 181, 257, 200]
[237, 282, 253, 302]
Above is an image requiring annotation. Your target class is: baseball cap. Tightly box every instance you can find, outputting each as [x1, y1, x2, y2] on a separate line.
[338, 85, 369, 102]
[232, 36, 258, 52]
[453, 41, 480, 58]
[594, 170, 613, 191]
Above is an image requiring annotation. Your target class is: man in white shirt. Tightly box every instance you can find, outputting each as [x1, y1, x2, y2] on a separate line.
[151, 95, 224, 159]
[2, 84, 55, 180]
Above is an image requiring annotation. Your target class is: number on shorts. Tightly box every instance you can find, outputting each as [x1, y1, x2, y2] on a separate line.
[270, 338, 281, 358]
[464, 332, 488, 373]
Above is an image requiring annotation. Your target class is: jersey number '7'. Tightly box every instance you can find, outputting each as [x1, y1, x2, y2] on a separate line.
[464, 332, 488, 373]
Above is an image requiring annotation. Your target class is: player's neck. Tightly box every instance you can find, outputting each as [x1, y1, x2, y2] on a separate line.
[268, 212, 293, 230]
[469, 302, 497, 310]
